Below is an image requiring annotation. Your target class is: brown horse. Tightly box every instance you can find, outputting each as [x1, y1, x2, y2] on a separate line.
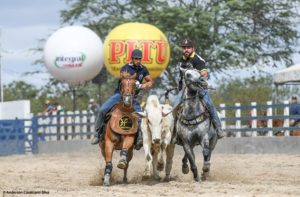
[99, 72, 138, 186]
[291, 122, 300, 136]
[257, 117, 300, 136]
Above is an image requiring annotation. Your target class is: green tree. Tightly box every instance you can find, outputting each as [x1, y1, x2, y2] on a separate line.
[60, 0, 300, 90]
[28, 0, 300, 111]
[211, 76, 275, 106]
[4, 81, 38, 101]
[3, 81, 43, 114]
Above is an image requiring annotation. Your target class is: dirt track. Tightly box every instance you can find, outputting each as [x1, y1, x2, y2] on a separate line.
[0, 149, 299, 197]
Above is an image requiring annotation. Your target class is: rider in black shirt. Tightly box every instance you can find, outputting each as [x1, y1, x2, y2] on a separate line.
[91, 49, 153, 149]
[178, 38, 225, 139]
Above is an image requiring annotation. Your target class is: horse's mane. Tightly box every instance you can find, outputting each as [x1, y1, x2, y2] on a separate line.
[120, 71, 136, 79]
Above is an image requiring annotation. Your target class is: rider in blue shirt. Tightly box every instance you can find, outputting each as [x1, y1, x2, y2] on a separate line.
[91, 49, 153, 150]
[290, 95, 300, 126]
[178, 38, 225, 139]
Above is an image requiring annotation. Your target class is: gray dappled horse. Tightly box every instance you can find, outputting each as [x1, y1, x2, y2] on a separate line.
[176, 68, 218, 182]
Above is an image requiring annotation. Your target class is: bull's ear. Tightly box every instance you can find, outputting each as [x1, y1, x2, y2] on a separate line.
[162, 111, 171, 117]
[132, 111, 147, 118]
[161, 105, 172, 117]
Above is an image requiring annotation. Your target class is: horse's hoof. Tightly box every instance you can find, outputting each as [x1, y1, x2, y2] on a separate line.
[194, 176, 201, 182]
[117, 159, 127, 169]
[163, 175, 171, 182]
[143, 170, 151, 177]
[103, 174, 110, 186]
[157, 162, 164, 171]
[154, 175, 161, 181]
[182, 164, 189, 174]
[202, 166, 210, 173]
[123, 178, 128, 184]
[202, 163, 210, 173]
[142, 175, 150, 180]
[201, 171, 209, 181]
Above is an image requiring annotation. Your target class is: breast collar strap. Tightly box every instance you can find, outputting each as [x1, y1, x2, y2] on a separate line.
[180, 112, 208, 125]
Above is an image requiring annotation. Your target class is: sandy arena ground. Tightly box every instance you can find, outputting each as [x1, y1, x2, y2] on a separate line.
[0, 148, 299, 197]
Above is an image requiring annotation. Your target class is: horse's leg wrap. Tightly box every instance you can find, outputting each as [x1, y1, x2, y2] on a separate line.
[120, 149, 128, 158]
[103, 162, 112, 186]
[202, 161, 210, 172]
[104, 162, 113, 175]
[118, 149, 128, 169]
[203, 147, 211, 162]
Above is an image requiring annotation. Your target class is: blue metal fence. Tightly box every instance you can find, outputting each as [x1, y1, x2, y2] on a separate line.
[0, 118, 39, 156]
[1, 102, 299, 156]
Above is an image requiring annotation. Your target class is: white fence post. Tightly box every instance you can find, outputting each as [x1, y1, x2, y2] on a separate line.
[37, 116, 45, 141]
[251, 102, 257, 137]
[235, 103, 241, 138]
[267, 101, 273, 137]
[67, 111, 73, 140]
[81, 110, 88, 140]
[283, 100, 290, 136]
[51, 112, 57, 141]
[44, 113, 51, 141]
[220, 103, 226, 130]
[74, 111, 80, 140]
[59, 112, 66, 141]
[89, 113, 96, 139]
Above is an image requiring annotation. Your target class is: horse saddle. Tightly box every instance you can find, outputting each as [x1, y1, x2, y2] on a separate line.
[109, 103, 138, 135]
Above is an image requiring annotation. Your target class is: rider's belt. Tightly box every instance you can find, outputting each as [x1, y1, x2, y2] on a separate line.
[180, 113, 207, 125]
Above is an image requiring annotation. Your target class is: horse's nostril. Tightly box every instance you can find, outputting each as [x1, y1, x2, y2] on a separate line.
[153, 139, 160, 144]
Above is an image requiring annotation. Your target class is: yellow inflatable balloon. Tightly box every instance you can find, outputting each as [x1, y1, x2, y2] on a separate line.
[103, 23, 170, 78]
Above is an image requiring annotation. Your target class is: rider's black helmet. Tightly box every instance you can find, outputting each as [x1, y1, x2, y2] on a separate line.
[180, 38, 194, 47]
[131, 49, 143, 59]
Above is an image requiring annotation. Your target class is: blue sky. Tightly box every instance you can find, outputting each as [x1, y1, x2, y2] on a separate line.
[0, 0, 67, 87]
[0, 0, 299, 89]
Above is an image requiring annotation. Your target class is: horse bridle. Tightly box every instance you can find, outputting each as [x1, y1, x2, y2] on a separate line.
[122, 78, 135, 107]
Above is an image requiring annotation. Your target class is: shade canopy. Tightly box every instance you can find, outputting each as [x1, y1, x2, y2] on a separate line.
[273, 64, 300, 85]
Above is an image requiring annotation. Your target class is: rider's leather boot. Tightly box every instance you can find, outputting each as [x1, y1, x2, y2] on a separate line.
[134, 130, 143, 150]
[216, 127, 226, 139]
[91, 128, 104, 145]
[91, 131, 101, 145]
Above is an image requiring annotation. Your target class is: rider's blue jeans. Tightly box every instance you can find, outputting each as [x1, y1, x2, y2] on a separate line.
[95, 92, 142, 136]
[198, 90, 222, 128]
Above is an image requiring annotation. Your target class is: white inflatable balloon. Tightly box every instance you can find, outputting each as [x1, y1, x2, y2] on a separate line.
[44, 26, 103, 85]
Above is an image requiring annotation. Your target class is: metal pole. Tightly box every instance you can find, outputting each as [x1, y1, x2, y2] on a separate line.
[72, 88, 76, 112]
[0, 28, 3, 102]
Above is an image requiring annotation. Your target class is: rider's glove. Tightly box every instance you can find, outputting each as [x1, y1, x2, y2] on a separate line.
[199, 78, 208, 89]
[135, 81, 142, 90]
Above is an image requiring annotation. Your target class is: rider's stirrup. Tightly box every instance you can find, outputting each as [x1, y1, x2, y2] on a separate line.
[91, 137, 99, 145]
[91, 131, 103, 145]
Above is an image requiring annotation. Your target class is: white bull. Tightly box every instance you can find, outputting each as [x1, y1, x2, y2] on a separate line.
[137, 95, 175, 181]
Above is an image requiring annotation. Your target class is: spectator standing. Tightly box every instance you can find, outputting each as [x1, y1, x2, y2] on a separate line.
[290, 95, 300, 126]
[53, 102, 65, 114]
[88, 99, 99, 115]
[42, 100, 53, 115]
